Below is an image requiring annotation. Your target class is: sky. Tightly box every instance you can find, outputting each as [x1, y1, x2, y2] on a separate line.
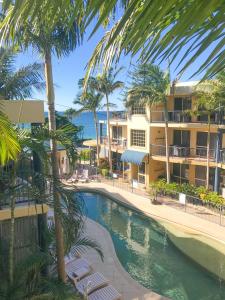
[14, 21, 213, 112]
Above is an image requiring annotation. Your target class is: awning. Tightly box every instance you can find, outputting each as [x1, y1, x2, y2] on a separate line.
[121, 150, 148, 165]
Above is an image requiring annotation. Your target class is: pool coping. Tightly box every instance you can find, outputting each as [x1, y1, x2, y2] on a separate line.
[73, 183, 225, 246]
[84, 218, 168, 300]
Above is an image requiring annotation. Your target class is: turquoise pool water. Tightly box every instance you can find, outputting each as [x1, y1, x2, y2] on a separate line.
[79, 192, 225, 300]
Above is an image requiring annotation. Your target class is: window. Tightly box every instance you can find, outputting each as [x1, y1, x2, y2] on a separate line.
[195, 166, 215, 187]
[173, 130, 190, 146]
[131, 130, 146, 147]
[131, 105, 146, 115]
[172, 163, 189, 183]
[112, 126, 122, 139]
[138, 162, 145, 174]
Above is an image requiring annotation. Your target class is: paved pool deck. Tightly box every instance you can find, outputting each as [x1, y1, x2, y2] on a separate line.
[83, 218, 166, 300]
[75, 181, 225, 245]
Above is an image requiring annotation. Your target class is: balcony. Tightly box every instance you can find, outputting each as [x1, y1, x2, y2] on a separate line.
[150, 144, 222, 163]
[100, 136, 127, 152]
[110, 111, 127, 122]
[151, 111, 224, 124]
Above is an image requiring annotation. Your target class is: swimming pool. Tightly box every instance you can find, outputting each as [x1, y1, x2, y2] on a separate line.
[79, 191, 225, 300]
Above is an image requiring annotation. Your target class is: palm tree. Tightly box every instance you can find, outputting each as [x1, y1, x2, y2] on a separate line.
[0, 47, 44, 100]
[64, 108, 76, 123]
[89, 68, 124, 172]
[0, 110, 20, 165]
[125, 63, 171, 183]
[83, 1, 225, 81]
[74, 82, 103, 165]
[1, 5, 84, 282]
[193, 80, 225, 189]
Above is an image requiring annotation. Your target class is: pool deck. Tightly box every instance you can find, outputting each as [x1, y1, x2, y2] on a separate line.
[74, 181, 225, 244]
[83, 218, 167, 300]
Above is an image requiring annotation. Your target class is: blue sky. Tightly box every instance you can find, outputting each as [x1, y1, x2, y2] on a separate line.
[15, 25, 212, 111]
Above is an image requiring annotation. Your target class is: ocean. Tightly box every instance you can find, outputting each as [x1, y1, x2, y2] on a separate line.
[45, 111, 107, 140]
[71, 111, 107, 139]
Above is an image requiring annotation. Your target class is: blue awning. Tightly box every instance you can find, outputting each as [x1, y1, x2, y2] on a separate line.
[121, 150, 148, 165]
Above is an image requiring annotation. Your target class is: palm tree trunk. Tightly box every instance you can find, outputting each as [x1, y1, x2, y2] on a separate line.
[164, 101, 170, 183]
[44, 50, 66, 282]
[9, 193, 15, 285]
[105, 93, 112, 173]
[206, 115, 211, 189]
[94, 111, 100, 166]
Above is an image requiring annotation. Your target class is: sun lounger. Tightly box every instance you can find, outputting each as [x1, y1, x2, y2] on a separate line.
[88, 285, 122, 300]
[75, 272, 109, 295]
[65, 257, 92, 282]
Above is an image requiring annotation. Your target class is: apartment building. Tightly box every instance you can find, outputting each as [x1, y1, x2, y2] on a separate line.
[99, 81, 225, 192]
[0, 100, 49, 262]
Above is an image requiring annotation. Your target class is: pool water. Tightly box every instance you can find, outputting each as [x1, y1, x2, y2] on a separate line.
[79, 192, 225, 300]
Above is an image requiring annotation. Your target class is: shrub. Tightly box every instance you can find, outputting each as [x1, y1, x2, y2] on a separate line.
[99, 158, 109, 170]
[149, 179, 225, 206]
[79, 149, 91, 161]
[101, 169, 109, 177]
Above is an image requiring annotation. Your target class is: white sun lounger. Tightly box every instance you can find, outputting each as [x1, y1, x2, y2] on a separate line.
[88, 285, 122, 300]
[65, 257, 92, 282]
[75, 272, 109, 295]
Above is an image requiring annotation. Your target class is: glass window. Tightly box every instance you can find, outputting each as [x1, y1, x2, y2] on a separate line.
[138, 162, 145, 174]
[131, 130, 146, 147]
[112, 126, 122, 139]
[131, 105, 146, 115]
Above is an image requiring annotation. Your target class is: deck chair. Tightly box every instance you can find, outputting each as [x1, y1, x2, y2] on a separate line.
[65, 257, 92, 282]
[75, 272, 109, 296]
[88, 285, 122, 300]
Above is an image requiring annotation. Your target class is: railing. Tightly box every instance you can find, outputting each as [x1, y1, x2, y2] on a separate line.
[100, 136, 127, 150]
[110, 111, 127, 121]
[154, 190, 225, 227]
[151, 110, 224, 124]
[150, 144, 219, 161]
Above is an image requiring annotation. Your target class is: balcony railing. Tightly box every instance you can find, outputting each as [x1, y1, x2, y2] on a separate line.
[100, 136, 127, 150]
[150, 144, 223, 161]
[110, 111, 127, 121]
[151, 110, 224, 124]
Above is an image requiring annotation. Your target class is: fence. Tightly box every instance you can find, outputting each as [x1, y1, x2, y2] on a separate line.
[155, 190, 225, 227]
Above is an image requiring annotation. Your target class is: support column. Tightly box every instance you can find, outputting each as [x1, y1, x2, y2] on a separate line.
[214, 129, 223, 192]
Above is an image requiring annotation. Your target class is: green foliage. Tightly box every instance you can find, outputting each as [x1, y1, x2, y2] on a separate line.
[150, 179, 225, 206]
[0, 110, 20, 166]
[79, 149, 91, 161]
[101, 169, 109, 177]
[0, 47, 44, 100]
[45, 112, 82, 143]
[99, 158, 109, 170]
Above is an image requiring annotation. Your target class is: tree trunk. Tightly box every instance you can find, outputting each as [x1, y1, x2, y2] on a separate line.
[9, 193, 15, 285]
[105, 93, 112, 173]
[164, 101, 170, 183]
[94, 111, 100, 166]
[206, 115, 211, 190]
[44, 50, 66, 282]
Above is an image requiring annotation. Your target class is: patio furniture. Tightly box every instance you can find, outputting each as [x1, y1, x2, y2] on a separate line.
[88, 285, 122, 300]
[75, 272, 109, 296]
[78, 169, 89, 183]
[65, 257, 92, 283]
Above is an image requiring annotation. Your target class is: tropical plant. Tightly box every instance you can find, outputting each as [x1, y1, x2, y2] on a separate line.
[0, 3, 84, 281]
[0, 47, 44, 100]
[193, 79, 225, 189]
[125, 63, 171, 183]
[64, 108, 76, 123]
[0, 125, 103, 291]
[86, 68, 124, 172]
[0, 110, 20, 165]
[74, 79, 104, 165]
[82, 1, 225, 81]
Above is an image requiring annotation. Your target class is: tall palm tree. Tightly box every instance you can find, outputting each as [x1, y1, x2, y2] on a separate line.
[74, 82, 103, 165]
[1, 5, 84, 282]
[89, 68, 124, 172]
[193, 80, 225, 189]
[0, 47, 44, 100]
[125, 63, 171, 183]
